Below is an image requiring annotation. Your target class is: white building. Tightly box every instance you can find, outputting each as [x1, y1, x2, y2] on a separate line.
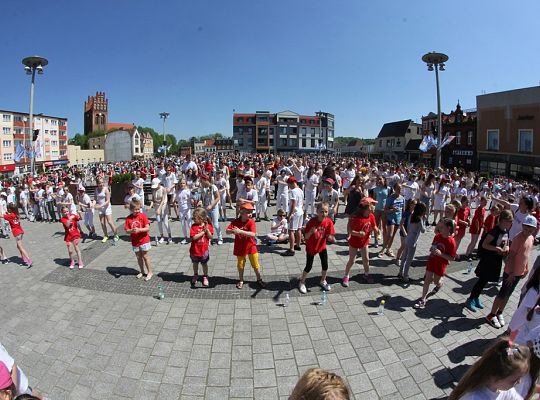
[104, 128, 153, 162]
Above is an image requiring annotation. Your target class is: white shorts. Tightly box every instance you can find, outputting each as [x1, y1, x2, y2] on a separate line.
[98, 205, 112, 216]
[133, 242, 152, 252]
[289, 213, 303, 231]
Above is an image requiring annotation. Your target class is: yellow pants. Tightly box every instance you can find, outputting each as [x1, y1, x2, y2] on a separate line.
[237, 253, 260, 271]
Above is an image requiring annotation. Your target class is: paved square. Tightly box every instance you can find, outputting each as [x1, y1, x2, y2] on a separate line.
[0, 204, 534, 399]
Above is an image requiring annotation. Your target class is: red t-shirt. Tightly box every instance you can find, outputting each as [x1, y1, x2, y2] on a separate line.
[124, 212, 151, 247]
[470, 206, 485, 234]
[348, 213, 376, 249]
[190, 223, 214, 257]
[426, 234, 456, 276]
[3, 213, 23, 236]
[60, 214, 81, 242]
[456, 207, 471, 238]
[305, 217, 336, 256]
[227, 218, 257, 256]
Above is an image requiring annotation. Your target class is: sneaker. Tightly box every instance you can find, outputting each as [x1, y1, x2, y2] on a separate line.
[25, 259, 32, 269]
[159, 237, 165, 244]
[298, 281, 307, 294]
[496, 280, 503, 288]
[166, 238, 172, 245]
[413, 299, 426, 309]
[474, 298, 485, 309]
[191, 274, 198, 286]
[78, 263, 84, 269]
[101, 236, 109, 243]
[364, 274, 374, 284]
[342, 276, 350, 287]
[294, 245, 301, 251]
[180, 239, 188, 245]
[465, 298, 477, 312]
[385, 250, 395, 258]
[202, 275, 209, 287]
[497, 313, 506, 327]
[320, 280, 331, 291]
[113, 235, 120, 242]
[69, 260, 75, 269]
[1, 258, 8, 264]
[486, 314, 502, 329]
[402, 276, 409, 283]
[217, 239, 223, 245]
[283, 250, 295, 257]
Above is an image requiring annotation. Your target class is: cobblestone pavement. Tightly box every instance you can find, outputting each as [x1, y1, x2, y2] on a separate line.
[0, 204, 536, 399]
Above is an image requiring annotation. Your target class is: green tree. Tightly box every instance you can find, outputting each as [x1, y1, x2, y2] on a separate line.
[68, 133, 89, 149]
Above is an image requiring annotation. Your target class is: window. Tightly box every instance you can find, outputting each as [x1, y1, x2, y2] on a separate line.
[45, 130, 49, 134]
[2, 115, 11, 122]
[301, 127, 307, 136]
[468, 131, 473, 145]
[311, 139, 316, 148]
[519, 129, 533, 153]
[288, 138, 297, 147]
[2, 127, 11, 135]
[52, 150, 59, 157]
[279, 127, 287, 136]
[487, 129, 499, 151]
[301, 139, 306, 147]
[455, 131, 461, 145]
[2, 140, 11, 148]
[280, 138, 287, 147]
[60, 140, 66, 146]
[51, 141, 58, 146]
[14, 128, 22, 134]
[3, 153, 12, 161]
[310, 128, 315, 136]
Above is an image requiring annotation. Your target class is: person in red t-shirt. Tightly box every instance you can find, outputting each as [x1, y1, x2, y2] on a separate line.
[465, 196, 488, 260]
[190, 208, 214, 287]
[414, 218, 457, 309]
[226, 203, 265, 289]
[343, 197, 379, 286]
[297, 202, 336, 294]
[124, 199, 154, 281]
[454, 196, 471, 259]
[60, 206, 84, 269]
[1, 204, 32, 267]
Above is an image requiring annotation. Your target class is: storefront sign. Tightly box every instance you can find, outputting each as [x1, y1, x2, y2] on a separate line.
[0, 164, 15, 172]
[453, 150, 474, 156]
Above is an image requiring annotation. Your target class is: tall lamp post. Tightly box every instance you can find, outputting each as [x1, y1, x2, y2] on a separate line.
[22, 56, 48, 177]
[421, 51, 448, 169]
[159, 112, 170, 157]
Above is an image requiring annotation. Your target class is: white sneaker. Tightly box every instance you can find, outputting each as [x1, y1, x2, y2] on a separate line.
[497, 313, 506, 327]
[320, 281, 331, 291]
[218, 239, 223, 245]
[298, 282, 307, 294]
[180, 239, 188, 245]
[159, 237, 165, 244]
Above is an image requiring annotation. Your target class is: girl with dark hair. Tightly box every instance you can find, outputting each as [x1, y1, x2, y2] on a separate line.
[0, 204, 32, 268]
[398, 201, 427, 283]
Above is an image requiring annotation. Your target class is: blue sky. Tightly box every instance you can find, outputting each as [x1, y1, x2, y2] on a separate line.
[1, 0, 540, 139]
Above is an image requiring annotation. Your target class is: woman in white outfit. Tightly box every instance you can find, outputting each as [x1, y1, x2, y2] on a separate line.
[94, 177, 119, 243]
[304, 167, 319, 217]
[176, 179, 192, 244]
[78, 186, 96, 238]
[149, 177, 171, 245]
[276, 169, 290, 212]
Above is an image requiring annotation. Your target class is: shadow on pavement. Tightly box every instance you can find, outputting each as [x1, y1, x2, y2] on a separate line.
[106, 266, 139, 278]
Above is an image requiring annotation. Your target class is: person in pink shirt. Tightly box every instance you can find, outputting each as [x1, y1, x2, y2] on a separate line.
[486, 215, 537, 329]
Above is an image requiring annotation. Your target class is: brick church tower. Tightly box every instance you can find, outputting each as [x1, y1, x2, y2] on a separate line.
[84, 91, 108, 134]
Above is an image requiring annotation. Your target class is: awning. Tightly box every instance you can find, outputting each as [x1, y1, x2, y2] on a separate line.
[0, 164, 16, 172]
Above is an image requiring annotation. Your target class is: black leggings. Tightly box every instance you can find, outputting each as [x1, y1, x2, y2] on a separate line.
[469, 276, 490, 299]
[304, 249, 328, 273]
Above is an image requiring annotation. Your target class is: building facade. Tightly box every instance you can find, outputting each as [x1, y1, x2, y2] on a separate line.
[67, 145, 105, 166]
[104, 128, 153, 162]
[374, 119, 422, 160]
[84, 92, 108, 134]
[233, 110, 334, 153]
[440, 103, 477, 170]
[194, 139, 217, 155]
[477, 86, 540, 180]
[0, 110, 68, 173]
[214, 139, 234, 154]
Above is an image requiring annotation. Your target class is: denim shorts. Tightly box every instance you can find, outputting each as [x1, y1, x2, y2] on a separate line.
[132, 242, 152, 252]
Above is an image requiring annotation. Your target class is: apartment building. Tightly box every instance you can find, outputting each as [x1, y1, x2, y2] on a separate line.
[232, 110, 335, 153]
[0, 110, 68, 173]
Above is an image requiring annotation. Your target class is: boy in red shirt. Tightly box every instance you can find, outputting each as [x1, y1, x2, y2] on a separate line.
[124, 199, 154, 281]
[297, 202, 336, 294]
[59, 206, 84, 269]
[226, 203, 265, 289]
[414, 218, 456, 309]
[190, 208, 214, 287]
[343, 197, 379, 286]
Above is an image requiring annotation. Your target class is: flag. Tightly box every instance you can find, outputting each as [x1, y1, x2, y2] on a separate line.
[438, 134, 455, 149]
[13, 143, 26, 162]
[158, 145, 166, 153]
[419, 134, 437, 152]
[34, 139, 43, 158]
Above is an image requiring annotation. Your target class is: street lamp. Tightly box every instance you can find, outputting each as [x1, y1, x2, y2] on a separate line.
[159, 112, 170, 157]
[422, 51, 448, 169]
[22, 56, 48, 177]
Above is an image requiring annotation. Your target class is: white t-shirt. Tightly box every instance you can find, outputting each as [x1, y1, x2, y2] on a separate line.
[293, 165, 305, 183]
[176, 188, 191, 212]
[509, 207, 529, 241]
[509, 287, 540, 344]
[162, 173, 178, 192]
[270, 216, 288, 235]
[289, 187, 304, 215]
[131, 177, 145, 197]
[402, 181, 419, 201]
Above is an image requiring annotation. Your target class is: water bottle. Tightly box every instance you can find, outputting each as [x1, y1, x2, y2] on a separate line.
[283, 293, 290, 307]
[377, 299, 385, 315]
[467, 261, 473, 274]
[320, 291, 328, 306]
[157, 284, 165, 300]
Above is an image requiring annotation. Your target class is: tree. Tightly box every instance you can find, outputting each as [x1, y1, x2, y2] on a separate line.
[68, 133, 89, 149]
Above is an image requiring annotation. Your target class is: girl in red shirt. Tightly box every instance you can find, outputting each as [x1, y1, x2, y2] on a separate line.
[414, 218, 456, 309]
[343, 197, 379, 286]
[60, 206, 84, 269]
[1, 204, 32, 268]
[226, 203, 265, 289]
[454, 196, 471, 259]
[189, 208, 214, 288]
[297, 202, 336, 294]
[124, 199, 154, 281]
[465, 196, 488, 261]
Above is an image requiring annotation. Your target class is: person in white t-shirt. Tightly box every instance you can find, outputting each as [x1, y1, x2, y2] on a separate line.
[283, 176, 304, 257]
[266, 208, 289, 244]
[78, 186, 96, 238]
[131, 171, 145, 206]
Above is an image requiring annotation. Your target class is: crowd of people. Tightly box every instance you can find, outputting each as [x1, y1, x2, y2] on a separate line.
[2, 152, 540, 398]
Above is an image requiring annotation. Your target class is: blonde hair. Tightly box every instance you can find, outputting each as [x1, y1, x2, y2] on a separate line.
[192, 207, 209, 224]
[449, 338, 530, 400]
[130, 199, 142, 210]
[289, 368, 351, 400]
